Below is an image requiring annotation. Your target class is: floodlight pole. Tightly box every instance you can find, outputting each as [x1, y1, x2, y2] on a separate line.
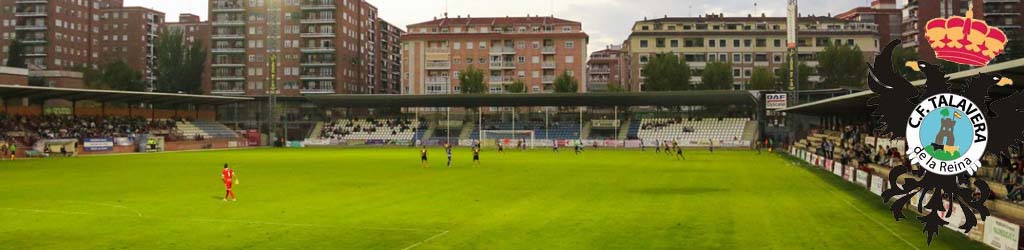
[446, 107, 451, 143]
[478, 107, 482, 143]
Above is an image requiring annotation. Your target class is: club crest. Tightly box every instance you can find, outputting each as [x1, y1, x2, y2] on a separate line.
[905, 94, 987, 176]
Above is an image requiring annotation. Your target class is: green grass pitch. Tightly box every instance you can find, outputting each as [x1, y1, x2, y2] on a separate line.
[0, 148, 989, 249]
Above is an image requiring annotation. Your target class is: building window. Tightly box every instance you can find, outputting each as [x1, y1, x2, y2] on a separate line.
[708, 40, 715, 48]
[639, 55, 649, 64]
[656, 38, 665, 48]
[671, 40, 679, 48]
[566, 41, 574, 48]
[733, 69, 741, 77]
[733, 54, 741, 62]
[755, 39, 766, 47]
[774, 39, 782, 47]
[640, 40, 649, 48]
[733, 39, 740, 47]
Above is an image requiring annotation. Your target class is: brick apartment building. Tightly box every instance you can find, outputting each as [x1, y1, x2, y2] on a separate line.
[99, 6, 163, 88]
[401, 15, 589, 94]
[837, 0, 903, 46]
[902, 0, 984, 62]
[376, 19, 403, 94]
[983, 0, 1023, 50]
[162, 13, 212, 92]
[1, 0, 123, 75]
[626, 14, 880, 90]
[586, 44, 631, 92]
[208, 0, 392, 97]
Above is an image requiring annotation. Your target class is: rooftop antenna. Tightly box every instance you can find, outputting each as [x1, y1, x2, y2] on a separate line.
[688, 5, 692, 17]
[753, 1, 758, 17]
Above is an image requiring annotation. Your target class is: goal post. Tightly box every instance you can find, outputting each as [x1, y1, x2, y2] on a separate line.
[480, 130, 536, 148]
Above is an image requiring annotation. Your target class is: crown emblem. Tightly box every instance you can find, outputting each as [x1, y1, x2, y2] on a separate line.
[924, 5, 1007, 66]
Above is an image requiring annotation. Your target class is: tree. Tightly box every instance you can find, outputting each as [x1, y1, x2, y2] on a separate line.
[775, 62, 813, 91]
[749, 67, 776, 90]
[701, 61, 734, 90]
[457, 65, 485, 94]
[155, 29, 208, 94]
[505, 78, 526, 93]
[607, 83, 626, 92]
[83, 61, 145, 91]
[817, 44, 866, 89]
[642, 53, 691, 91]
[553, 70, 579, 93]
[6, 40, 26, 68]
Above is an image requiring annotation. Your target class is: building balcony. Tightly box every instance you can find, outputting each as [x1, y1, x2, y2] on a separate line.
[211, 4, 245, 12]
[987, 12, 1021, 16]
[300, 75, 336, 80]
[15, 25, 46, 31]
[489, 47, 515, 54]
[589, 68, 611, 74]
[542, 75, 556, 83]
[588, 79, 610, 84]
[301, 32, 336, 38]
[425, 48, 450, 54]
[489, 76, 514, 84]
[212, 20, 245, 26]
[301, 47, 335, 53]
[24, 52, 47, 57]
[300, 18, 335, 24]
[15, 0, 48, 3]
[425, 61, 451, 69]
[301, 61, 336, 67]
[19, 38, 47, 44]
[301, 3, 336, 10]
[212, 47, 245, 53]
[300, 88, 336, 94]
[211, 62, 245, 68]
[541, 46, 556, 54]
[541, 61, 556, 69]
[489, 62, 515, 69]
[212, 76, 245, 81]
[426, 76, 450, 84]
[211, 34, 245, 40]
[15, 11, 47, 17]
[211, 88, 245, 95]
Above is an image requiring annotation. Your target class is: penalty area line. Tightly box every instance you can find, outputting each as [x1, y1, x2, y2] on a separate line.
[400, 230, 449, 250]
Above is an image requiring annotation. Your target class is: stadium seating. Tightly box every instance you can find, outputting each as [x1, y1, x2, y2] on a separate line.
[636, 118, 748, 142]
[176, 120, 240, 140]
[320, 118, 420, 141]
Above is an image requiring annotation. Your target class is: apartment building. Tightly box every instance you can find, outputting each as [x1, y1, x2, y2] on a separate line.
[1, 0, 123, 74]
[586, 44, 631, 92]
[99, 6, 163, 87]
[208, 0, 385, 97]
[626, 14, 880, 90]
[401, 15, 589, 94]
[837, 0, 903, 46]
[376, 19, 403, 94]
[983, 0, 1023, 44]
[902, 0, 984, 62]
[162, 13, 212, 92]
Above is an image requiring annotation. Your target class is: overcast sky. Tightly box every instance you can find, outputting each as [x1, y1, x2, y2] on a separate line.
[126, 0, 879, 55]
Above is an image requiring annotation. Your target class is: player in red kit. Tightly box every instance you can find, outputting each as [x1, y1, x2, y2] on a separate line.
[221, 164, 237, 202]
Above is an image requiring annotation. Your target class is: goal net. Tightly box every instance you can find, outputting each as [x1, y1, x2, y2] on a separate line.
[480, 130, 535, 148]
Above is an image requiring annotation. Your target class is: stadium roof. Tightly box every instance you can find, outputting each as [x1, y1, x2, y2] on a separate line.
[778, 58, 1024, 115]
[307, 91, 757, 108]
[0, 85, 254, 105]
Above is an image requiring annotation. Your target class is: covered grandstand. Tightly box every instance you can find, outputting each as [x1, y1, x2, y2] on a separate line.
[0, 85, 254, 157]
[300, 91, 762, 148]
[780, 58, 1024, 248]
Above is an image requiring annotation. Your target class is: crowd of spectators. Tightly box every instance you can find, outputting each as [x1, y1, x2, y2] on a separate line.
[809, 123, 1024, 203]
[0, 114, 181, 146]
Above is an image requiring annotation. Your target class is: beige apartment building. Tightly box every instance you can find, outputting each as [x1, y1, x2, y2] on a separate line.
[401, 15, 589, 94]
[626, 14, 880, 90]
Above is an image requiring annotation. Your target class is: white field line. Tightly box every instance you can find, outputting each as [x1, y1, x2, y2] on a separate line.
[54, 200, 143, 217]
[78, 146, 264, 158]
[400, 230, 449, 250]
[0, 206, 440, 233]
[789, 161, 922, 250]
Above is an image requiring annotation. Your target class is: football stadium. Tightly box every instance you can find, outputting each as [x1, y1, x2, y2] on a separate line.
[3, 0, 1024, 249]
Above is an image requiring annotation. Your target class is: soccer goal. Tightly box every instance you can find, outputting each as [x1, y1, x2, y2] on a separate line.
[480, 130, 535, 148]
